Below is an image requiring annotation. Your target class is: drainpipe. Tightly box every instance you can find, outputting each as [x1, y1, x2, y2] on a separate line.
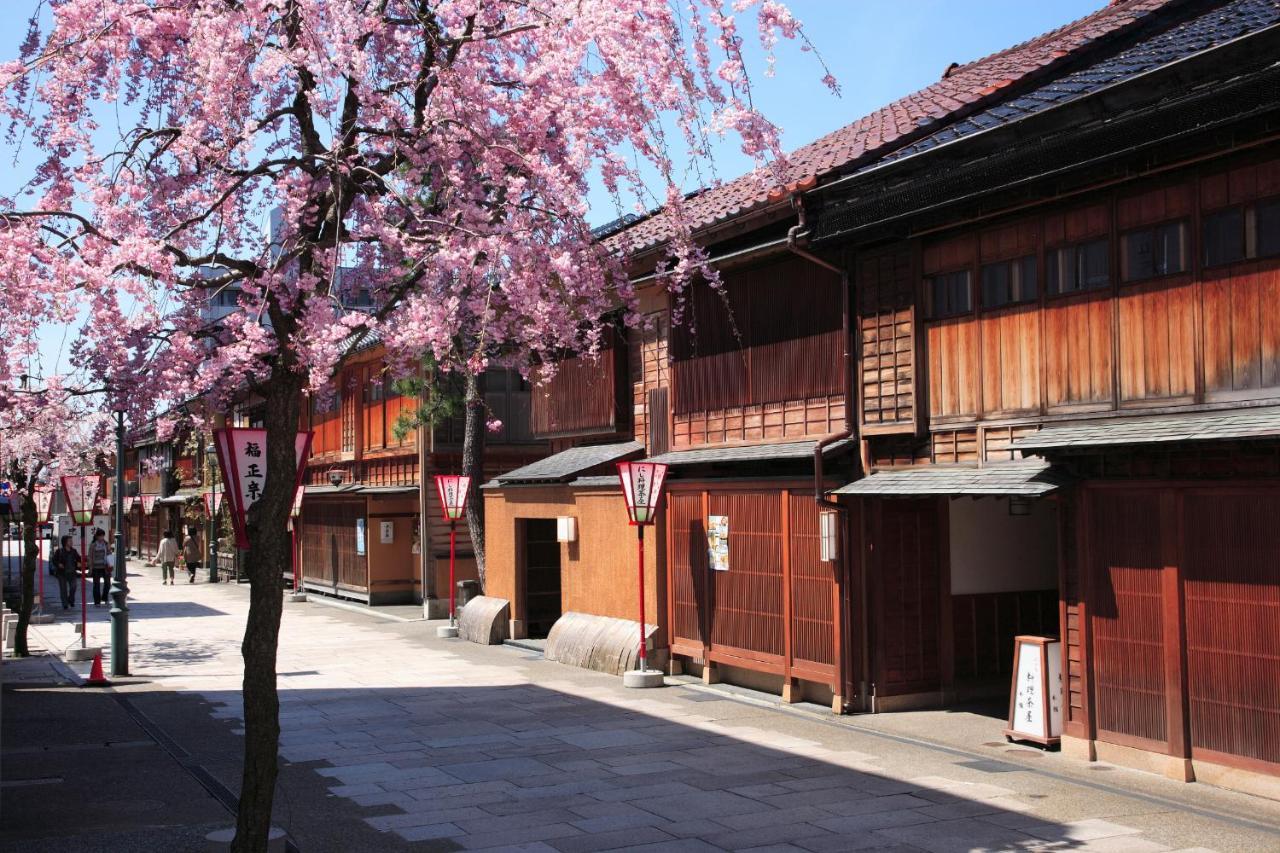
[786, 193, 863, 712]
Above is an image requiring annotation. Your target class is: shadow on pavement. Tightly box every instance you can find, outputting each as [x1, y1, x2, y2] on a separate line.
[25, 682, 1164, 853]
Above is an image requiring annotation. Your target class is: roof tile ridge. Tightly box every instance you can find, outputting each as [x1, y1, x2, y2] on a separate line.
[943, 0, 1179, 78]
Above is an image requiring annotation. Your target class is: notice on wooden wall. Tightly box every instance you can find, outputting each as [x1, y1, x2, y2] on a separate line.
[1005, 635, 1062, 746]
[707, 515, 729, 572]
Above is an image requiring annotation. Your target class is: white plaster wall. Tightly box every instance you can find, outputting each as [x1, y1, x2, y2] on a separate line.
[949, 497, 1058, 595]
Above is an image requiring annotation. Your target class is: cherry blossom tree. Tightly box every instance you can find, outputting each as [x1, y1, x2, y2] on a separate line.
[1, 1, 824, 849]
[0, 391, 111, 656]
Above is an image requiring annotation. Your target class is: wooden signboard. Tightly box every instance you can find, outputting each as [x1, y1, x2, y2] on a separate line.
[1004, 635, 1062, 747]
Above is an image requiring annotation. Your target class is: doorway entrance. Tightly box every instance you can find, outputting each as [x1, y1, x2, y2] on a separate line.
[522, 519, 562, 639]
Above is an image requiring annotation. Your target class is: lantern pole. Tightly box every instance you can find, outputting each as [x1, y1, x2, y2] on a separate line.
[636, 524, 647, 672]
[79, 520, 88, 649]
[110, 412, 130, 675]
[448, 519, 458, 627]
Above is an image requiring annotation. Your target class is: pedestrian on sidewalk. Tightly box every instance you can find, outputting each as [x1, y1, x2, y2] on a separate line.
[157, 530, 179, 586]
[89, 529, 111, 606]
[183, 534, 201, 584]
[52, 535, 79, 610]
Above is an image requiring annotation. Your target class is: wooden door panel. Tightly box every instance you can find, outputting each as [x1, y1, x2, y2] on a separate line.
[1088, 489, 1169, 747]
[707, 492, 784, 657]
[875, 498, 942, 694]
[1182, 491, 1280, 768]
[789, 494, 835, 668]
[668, 493, 706, 648]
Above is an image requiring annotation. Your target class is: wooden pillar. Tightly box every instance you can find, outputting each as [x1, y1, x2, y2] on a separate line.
[1161, 489, 1193, 780]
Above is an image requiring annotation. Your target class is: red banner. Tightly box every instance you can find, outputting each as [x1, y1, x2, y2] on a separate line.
[213, 428, 313, 549]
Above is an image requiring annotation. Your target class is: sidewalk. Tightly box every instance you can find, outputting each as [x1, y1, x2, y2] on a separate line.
[5, 563, 1280, 852]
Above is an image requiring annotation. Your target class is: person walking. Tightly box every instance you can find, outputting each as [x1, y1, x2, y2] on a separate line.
[89, 528, 112, 606]
[157, 530, 179, 586]
[183, 533, 201, 584]
[52, 535, 79, 610]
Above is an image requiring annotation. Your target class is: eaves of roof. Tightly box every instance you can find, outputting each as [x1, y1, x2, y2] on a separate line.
[604, 0, 1180, 258]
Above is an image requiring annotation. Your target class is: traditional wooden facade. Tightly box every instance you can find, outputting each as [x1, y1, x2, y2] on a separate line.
[803, 0, 1280, 791]
[486, 0, 1280, 793]
[300, 342, 544, 607]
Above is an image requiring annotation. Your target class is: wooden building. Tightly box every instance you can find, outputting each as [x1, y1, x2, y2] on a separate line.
[300, 339, 544, 607]
[803, 0, 1280, 791]
[486, 0, 1280, 793]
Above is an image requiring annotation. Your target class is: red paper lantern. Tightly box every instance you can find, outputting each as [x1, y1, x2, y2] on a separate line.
[616, 461, 667, 526]
[33, 487, 55, 523]
[435, 474, 472, 521]
[60, 475, 100, 526]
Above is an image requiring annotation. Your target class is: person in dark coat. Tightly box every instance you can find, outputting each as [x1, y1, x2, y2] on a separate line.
[52, 535, 80, 609]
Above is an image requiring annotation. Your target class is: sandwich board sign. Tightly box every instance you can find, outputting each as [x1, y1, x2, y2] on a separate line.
[1004, 635, 1062, 747]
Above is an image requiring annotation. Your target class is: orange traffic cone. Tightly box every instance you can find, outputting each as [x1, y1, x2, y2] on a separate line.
[84, 652, 111, 687]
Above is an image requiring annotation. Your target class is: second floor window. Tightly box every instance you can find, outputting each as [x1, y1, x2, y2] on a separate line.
[925, 270, 972, 319]
[980, 255, 1037, 308]
[1122, 221, 1187, 282]
[1047, 238, 1109, 296]
[1204, 198, 1280, 266]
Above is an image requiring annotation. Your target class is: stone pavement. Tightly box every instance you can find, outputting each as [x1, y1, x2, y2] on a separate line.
[6, 561, 1280, 852]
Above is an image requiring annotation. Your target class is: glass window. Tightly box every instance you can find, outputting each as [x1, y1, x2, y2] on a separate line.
[1122, 221, 1187, 282]
[1047, 239, 1110, 296]
[925, 270, 972, 319]
[981, 255, 1037, 308]
[1203, 207, 1245, 267]
[1256, 198, 1280, 259]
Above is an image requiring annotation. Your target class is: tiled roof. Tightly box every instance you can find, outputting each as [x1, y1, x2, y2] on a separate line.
[647, 438, 853, 467]
[1010, 407, 1280, 450]
[881, 0, 1280, 166]
[493, 441, 644, 484]
[831, 459, 1064, 497]
[607, 0, 1176, 256]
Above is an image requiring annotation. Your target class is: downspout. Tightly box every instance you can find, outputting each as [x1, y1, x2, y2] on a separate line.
[786, 193, 862, 712]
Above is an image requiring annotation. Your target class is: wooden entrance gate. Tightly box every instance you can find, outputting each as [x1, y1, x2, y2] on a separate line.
[1083, 485, 1280, 775]
[300, 499, 368, 598]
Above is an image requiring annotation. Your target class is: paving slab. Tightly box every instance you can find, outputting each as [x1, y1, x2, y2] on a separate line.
[8, 565, 1278, 853]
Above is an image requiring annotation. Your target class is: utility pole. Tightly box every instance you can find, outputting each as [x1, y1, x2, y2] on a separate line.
[109, 411, 130, 676]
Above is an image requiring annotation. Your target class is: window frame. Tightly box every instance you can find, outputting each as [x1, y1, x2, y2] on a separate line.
[1045, 237, 1111, 299]
[924, 268, 974, 320]
[1120, 219, 1189, 284]
[979, 253, 1039, 310]
[1202, 205, 1247, 268]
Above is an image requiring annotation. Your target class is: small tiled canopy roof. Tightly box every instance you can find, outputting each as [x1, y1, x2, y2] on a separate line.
[647, 438, 853, 467]
[493, 441, 644, 484]
[1010, 407, 1280, 451]
[606, 0, 1174, 256]
[832, 459, 1065, 497]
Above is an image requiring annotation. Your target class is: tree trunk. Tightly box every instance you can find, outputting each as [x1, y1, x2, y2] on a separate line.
[15, 488, 36, 657]
[231, 368, 302, 853]
[462, 370, 486, 591]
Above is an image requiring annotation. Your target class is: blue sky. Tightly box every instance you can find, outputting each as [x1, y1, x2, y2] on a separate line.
[2, 1, 1103, 377]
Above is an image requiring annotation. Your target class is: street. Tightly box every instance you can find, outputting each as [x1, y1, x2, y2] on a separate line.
[3, 559, 1278, 853]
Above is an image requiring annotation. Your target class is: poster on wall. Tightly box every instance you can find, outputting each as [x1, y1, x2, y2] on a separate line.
[1004, 635, 1062, 747]
[380, 520, 394, 544]
[355, 518, 366, 555]
[707, 515, 730, 572]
